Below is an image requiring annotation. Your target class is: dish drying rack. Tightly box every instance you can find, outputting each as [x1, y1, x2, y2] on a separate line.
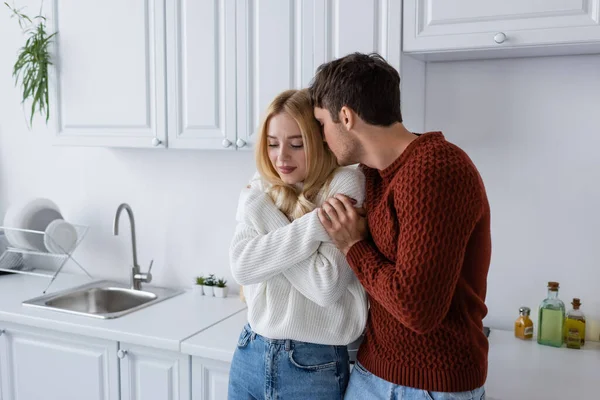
[0, 225, 93, 293]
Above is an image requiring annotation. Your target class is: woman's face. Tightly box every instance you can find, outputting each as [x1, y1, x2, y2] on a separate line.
[267, 112, 307, 185]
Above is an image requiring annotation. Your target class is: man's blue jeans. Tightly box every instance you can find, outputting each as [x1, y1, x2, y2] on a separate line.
[345, 362, 486, 400]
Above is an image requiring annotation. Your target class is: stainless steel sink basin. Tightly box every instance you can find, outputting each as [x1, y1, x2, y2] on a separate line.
[23, 280, 184, 319]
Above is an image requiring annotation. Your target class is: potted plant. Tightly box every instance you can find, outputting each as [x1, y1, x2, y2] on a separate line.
[214, 278, 228, 298]
[193, 276, 205, 295]
[5, 2, 57, 127]
[203, 274, 216, 297]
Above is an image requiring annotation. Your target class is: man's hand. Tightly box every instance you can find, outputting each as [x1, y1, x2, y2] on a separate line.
[318, 194, 368, 255]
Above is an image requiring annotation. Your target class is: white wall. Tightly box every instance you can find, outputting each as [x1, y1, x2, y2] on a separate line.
[0, 16, 254, 290]
[425, 55, 600, 337]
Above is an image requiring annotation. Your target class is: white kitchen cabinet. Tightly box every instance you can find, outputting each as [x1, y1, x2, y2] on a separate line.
[315, 0, 425, 133]
[191, 357, 230, 400]
[47, 0, 425, 149]
[0, 322, 119, 400]
[48, 0, 167, 148]
[168, 0, 423, 149]
[234, 0, 318, 151]
[404, 0, 600, 59]
[165, 0, 237, 150]
[119, 343, 191, 400]
[236, 0, 426, 147]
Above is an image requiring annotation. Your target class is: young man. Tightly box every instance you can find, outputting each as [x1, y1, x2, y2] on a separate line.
[309, 52, 491, 400]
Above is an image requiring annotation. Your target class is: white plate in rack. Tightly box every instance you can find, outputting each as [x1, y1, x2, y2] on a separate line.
[3, 198, 63, 251]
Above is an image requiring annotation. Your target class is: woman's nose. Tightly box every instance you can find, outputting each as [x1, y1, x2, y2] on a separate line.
[278, 148, 290, 161]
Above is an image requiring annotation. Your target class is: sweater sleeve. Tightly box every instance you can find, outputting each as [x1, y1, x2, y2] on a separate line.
[230, 167, 366, 307]
[281, 167, 366, 306]
[229, 189, 330, 285]
[346, 159, 483, 334]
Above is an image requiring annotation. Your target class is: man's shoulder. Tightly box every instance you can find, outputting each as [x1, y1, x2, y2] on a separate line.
[408, 133, 479, 175]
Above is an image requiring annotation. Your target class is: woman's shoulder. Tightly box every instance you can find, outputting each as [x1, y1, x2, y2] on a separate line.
[319, 166, 366, 204]
[329, 166, 365, 188]
[248, 171, 270, 192]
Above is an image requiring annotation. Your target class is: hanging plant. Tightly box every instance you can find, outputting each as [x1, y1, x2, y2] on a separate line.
[5, 2, 56, 127]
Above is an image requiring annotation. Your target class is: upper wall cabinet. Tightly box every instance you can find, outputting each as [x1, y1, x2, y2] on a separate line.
[403, 0, 600, 60]
[234, 0, 317, 151]
[235, 0, 424, 150]
[166, 0, 237, 150]
[47, 0, 424, 149]
[50, 0, 167, 148]
[314, 0, 402, 72]
[314, 0, 424, 132]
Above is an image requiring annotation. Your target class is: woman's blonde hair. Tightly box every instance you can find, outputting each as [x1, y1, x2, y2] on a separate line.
[256, 89, 339, 220]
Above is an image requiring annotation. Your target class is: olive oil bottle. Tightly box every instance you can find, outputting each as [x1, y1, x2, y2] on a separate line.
[564, 298, 586, 349]
[537, 281, 565, 348]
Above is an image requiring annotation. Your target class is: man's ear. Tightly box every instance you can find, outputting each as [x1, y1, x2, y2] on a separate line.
[339, 106, 355, 131]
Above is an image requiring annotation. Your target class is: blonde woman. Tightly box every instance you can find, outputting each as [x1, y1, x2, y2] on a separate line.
[228, 89, 368, 399]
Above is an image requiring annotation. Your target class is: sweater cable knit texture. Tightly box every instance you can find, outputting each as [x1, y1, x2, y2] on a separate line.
[230, 167, 368, 345]
[347, 132, 491, 392]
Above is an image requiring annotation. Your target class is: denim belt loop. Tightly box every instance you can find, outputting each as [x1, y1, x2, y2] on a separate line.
[251, 332, 257, 341]
[285, 340, 291, 351]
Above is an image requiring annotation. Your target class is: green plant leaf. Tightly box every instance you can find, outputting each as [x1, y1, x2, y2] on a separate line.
[7, 1, 55, 127]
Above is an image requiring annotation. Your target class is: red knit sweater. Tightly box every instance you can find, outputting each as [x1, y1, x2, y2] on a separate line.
[347, 132, 491, 392]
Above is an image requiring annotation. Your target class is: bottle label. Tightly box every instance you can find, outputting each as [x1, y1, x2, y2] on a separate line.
[524, 327, 533, 336]
[567, 328, 581, 349]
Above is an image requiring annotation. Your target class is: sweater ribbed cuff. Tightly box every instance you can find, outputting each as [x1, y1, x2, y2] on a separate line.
[346, 240, 375, 272]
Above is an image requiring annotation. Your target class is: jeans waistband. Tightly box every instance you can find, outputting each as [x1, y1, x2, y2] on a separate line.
[243, 324, 346, 350]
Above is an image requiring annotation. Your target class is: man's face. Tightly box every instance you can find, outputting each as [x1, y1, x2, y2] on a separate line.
[314, 106, 360, 166]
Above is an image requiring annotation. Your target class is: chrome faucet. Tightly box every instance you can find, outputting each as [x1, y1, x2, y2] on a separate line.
[113, 203, 153, 290]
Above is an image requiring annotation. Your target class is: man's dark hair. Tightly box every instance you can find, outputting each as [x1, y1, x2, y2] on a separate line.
[308, 52, 402, 126]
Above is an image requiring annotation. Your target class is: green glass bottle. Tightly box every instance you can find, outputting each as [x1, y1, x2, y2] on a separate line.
[537, 281, 565, 347]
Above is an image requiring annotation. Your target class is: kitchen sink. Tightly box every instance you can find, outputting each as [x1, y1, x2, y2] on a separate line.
[23, 280, 184, 319]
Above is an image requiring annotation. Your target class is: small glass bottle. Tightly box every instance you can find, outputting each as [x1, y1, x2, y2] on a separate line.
[537, 281, 565, 347]
[515, 306, 534, 339]
[564, 298, 586, 349]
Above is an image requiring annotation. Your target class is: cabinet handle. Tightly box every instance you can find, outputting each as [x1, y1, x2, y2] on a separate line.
[236, 138, 247, 148]
[222, 138, 233, 148]
[494, 32, 507, 44]
[152, 138, 162, 147]
[117, 349, 128, 359]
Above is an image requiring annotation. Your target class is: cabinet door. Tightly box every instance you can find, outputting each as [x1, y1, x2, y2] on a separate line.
[49, 0, 167, 148]
[235, 0, 316, 151]
[404, 0, 600, 53]
[166, 0, 237, 150]
[0, 323, 119, 400]
[314, 0, 401, 70]
[191, 357, 230, 400]
[312, 0, 425, 133]
[119, 343, 190, 400]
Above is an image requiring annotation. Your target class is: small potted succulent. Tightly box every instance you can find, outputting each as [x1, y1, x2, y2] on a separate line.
[203, 274, 216, 297]
[214, 278, 228, 298]
[193, 276, 205, 295]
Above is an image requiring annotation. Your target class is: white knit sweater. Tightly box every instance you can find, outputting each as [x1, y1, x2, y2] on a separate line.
[230, 166, 368, 345]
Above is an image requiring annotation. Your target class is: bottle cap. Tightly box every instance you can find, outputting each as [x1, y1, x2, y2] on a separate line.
[547, 281, 559, 291]
[519, 306, 531, 316]
[572, 298, 581, 308]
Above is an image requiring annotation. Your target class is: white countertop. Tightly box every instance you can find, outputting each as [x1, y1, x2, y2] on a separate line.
[182, 314, 600, 399]
[486, 329, 600, 400]
[0, 273, 247, 351]
[181, 308, 248, 360]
